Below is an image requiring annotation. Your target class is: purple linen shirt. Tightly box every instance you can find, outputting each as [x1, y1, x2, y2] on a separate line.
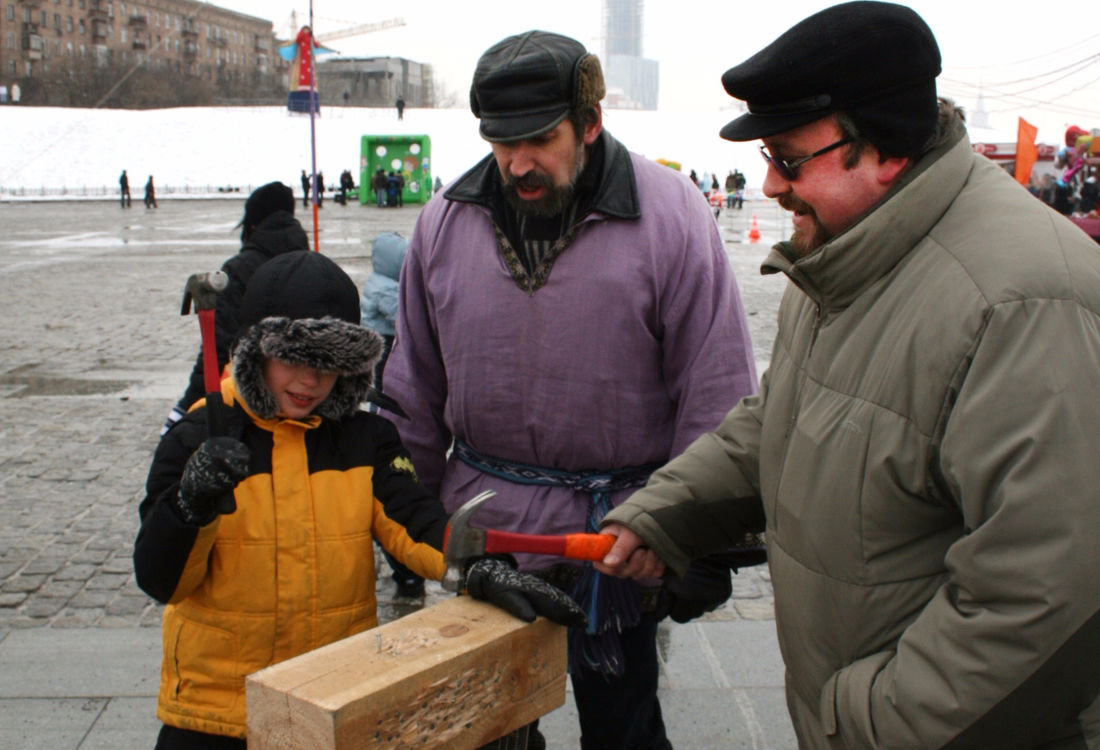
[382, 145, 757, 568]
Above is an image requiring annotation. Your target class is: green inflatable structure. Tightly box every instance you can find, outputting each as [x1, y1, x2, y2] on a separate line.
[359, 134, 433, 205]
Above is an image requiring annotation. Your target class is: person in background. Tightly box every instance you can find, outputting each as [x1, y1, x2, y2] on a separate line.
[162, 182, 310, 434]
[396, 94, 406, 120]
[300, 169, 310, 207]
[381, 29, 758, 750]
[732, 168, 746, 208]
[359, 231, 425, 598]
[341, 169, 355, 204]
[394, 171, 405, 207]
[120, 169, 132, 208]
[136, 250, 585, 749]
[597, 3, 1100, 747]
[385, 171, 400, 207]
[144, 175, 157, 209]
[371, 168, 387, 208]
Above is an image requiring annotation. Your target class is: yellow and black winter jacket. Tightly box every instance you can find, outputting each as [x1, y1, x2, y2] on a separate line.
[134, 376, 447, 738]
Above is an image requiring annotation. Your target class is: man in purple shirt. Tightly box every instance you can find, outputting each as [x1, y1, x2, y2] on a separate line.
[382, 30, 758, 750]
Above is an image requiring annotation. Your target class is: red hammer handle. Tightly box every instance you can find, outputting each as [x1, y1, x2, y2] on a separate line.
[198, 309, 220, 394]
[483, 530, 616, 561]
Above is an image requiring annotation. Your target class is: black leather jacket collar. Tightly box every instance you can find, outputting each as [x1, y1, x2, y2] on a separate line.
[443, 129, 641, 221]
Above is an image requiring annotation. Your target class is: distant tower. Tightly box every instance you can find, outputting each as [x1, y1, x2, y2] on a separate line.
[971, 85, 991, 130]
[601, 0, 659, 110]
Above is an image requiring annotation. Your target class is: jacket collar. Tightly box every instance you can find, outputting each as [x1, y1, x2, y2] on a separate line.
[443, 128, 641, 221]
[242, 211, 309, 258]
[221, 373, 322, 432]
[762, 119, 971, 314]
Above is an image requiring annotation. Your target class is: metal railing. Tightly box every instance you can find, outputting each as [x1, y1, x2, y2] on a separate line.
[0, 184, 259, 200]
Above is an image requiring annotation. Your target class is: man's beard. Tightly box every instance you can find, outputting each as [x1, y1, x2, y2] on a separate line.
[503, 144, 587, 217]
[778, 193, 830, 256]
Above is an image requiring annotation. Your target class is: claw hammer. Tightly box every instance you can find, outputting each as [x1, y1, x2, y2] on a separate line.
[181, 270, 235, 513]
[441, 490, 616, 591]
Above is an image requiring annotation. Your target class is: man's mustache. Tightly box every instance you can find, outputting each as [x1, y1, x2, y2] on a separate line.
[777, 193, 813, 215]
[506, 171, 555, 192]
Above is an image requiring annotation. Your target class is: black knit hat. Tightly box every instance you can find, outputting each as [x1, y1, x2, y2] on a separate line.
[719, 1, 941, 157]
[239, 181, 295, 236]
[470, 30, 605, 143]
[233, 251, 382, 420]
[239, 250, 360, 329]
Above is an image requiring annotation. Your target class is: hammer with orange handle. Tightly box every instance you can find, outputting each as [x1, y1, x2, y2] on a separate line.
[441, 490, 615, 592]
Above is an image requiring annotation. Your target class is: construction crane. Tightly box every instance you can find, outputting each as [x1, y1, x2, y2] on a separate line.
[284, 12, 406, 43]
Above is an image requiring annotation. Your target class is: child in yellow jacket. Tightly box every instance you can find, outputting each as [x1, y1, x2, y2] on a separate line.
[134, 250, 583, 749]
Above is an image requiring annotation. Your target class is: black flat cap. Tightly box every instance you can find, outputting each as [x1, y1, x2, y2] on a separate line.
[720, 1, 941, 157]
[470, 30, 587, 143]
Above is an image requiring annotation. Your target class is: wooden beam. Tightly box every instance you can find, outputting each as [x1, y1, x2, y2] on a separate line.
[246, 596, 567, 749]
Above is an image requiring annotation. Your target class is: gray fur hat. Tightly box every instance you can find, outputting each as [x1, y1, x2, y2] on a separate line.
[231, 251, 383, 421]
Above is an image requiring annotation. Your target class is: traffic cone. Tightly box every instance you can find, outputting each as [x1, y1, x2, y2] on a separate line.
[748, 214, 761, 243]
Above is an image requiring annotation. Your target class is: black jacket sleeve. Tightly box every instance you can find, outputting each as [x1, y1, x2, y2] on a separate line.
[133, 413, 206, 603]
[365, 414, 448, 551]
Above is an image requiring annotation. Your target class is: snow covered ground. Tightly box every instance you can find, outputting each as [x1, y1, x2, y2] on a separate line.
[0, 103, 1051, 200]
[0, 104, 768, 198]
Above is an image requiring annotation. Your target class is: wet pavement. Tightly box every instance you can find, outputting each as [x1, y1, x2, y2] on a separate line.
[0, 196, 797, 748]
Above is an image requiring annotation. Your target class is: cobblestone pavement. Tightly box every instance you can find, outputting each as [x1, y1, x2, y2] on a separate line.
[0, 197, 792, 632]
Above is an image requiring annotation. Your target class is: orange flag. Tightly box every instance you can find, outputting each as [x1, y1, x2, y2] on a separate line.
[1015, 117, 1039, 186]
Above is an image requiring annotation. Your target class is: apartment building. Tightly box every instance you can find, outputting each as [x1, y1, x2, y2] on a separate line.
[1, 0, 282, 104]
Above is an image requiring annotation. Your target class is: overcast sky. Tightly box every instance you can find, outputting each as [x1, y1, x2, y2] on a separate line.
[203, 0, 1100, 138]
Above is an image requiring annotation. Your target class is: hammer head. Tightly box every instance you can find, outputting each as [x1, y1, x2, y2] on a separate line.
[441, 489, 496, 592]
[181, 270, 228, 315]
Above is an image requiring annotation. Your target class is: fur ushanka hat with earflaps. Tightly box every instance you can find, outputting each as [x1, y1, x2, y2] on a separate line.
[231, 250, 382, 421]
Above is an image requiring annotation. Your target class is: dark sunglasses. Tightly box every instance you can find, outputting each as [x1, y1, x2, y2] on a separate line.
[759, 136, 854, 181]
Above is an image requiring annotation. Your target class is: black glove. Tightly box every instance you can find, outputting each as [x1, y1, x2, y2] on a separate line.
[655, 555, 733, 624]
[172, 437, 250, 526]
[464, 558, 588, 629]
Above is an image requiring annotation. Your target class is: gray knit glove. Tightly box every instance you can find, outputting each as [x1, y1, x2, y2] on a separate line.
[465, 558, 587, 629]
[173, 437, 250, 526]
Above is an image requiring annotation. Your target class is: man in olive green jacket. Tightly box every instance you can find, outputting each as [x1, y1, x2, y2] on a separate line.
[597, 3, 1100, 748]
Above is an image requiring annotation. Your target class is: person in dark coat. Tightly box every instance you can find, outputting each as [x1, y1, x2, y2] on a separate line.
[385, 171, 400, 207]
[144, 175, 157, 208]
[162, 182, 310, 434]
[313, 171, 324, 207]
[300, 169, 310, 207]
[338, 169, 355, 205]
[120, 170, 131, 208]
[371, 168, 388, 207]
[395, 95, 405, 119]
[732, 169, 746, 208]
